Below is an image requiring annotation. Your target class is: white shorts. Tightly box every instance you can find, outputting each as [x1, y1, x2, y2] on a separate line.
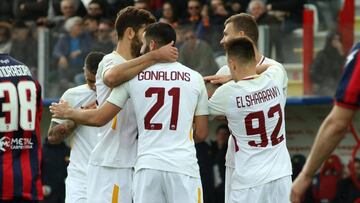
[133, 169, 203, 203]
[65, 174, 87, 203]
[229, 176, 292, 203]
[225, 166, 234, 203]
[87, 164, 133, 203]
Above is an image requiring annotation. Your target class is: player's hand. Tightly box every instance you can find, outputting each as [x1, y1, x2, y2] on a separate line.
[58, 57, 68, 69]
[70, 50, 81, 59]
[50, 100, 72, 119]
[47, 124, 66, 144]
[290, 172, 312, 203]
[204, 74, 232, 84]
[152, 41, 178, 62]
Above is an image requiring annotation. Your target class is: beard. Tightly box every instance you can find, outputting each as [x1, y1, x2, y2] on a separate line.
[130, 35, 142, 58]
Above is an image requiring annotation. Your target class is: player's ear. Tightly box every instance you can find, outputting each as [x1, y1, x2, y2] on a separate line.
[228, 58, 236, 71]
[150, 40, 157, 50]
[238, 31, 245, 37]
[126, 27, 135, 40]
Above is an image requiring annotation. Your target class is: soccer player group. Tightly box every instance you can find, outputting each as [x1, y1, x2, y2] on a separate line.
[48, 6, 292, 203]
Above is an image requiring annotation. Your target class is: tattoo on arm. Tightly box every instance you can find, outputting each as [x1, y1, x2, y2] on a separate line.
[47, 120, 77, 144]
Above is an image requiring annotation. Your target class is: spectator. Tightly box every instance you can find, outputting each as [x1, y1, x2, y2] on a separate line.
[266, 0, 305, 34]
[13, 0, 48, 21]
[179, 28, 219, 76]
[196, 141, 216, 203]
[248, 0, 282, 61]
[84, 15, 99, 38]
[159, 2, 178, 28]
[103, 0, 133, 19]
[227, 0, 242, 15]
[52, 16, 92, 82]
[0, 21, 12, 54]
[91, 19, 114, 53]
[211, 124, 230, 203]
[86, 0, 105, 19]
[37, 0, 78, 37]
[134, 0, 151, 11]
[180, 0, 203, 29]
[203, 0, 230, 53]
[311, 32, 345, 96]
[42, 138, 70, 203]
[334, 158, 360, 203]
[49, 0, 87, 17]
[0, 0, 14, 21]
[9, 20, 37, 74]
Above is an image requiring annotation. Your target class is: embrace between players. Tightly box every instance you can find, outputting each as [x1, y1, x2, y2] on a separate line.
[49, 6, 292, 203]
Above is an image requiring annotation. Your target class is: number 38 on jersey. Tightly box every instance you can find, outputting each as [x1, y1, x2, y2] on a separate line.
[0, 81, 37, 132]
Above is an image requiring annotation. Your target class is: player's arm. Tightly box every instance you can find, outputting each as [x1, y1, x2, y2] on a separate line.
[50, 101, 121, 127]
[193, 115, 209, 143]
[47, 120, 77, 144]
[194, 75, 210, 142]
[103, 42, 178, 87]
[291, 105, 356, 203]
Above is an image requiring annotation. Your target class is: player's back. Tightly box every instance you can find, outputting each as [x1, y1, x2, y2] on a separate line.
[53, 84, 98, 176]
[0, 54, 43, 200]
[126, 62, 207, 178]
[209, 64, 292, 189]
[90, 51, 137, 168]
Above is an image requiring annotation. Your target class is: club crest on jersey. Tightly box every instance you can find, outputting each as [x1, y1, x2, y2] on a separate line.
[0, 136, 33, 152]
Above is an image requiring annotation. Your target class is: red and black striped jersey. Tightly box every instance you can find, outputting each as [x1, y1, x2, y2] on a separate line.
[0, 54, 43, 200]
[335, 42, 360, 110]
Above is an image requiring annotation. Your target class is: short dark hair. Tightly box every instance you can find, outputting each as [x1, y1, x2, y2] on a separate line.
[144, 22, 176, 47]
[225, 37, 255, 64]
[225, 13, 259, 44]
[115, 6, 156, 40]
[84, 52, 105, 74]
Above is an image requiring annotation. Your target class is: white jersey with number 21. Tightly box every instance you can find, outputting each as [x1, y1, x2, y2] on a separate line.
[107, 62, 209, 178]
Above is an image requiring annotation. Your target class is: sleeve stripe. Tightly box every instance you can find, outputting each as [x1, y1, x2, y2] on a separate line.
[343, 51, 360, 104]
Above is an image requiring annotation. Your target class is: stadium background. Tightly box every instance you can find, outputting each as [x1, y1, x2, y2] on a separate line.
[2, 0, 360, 202]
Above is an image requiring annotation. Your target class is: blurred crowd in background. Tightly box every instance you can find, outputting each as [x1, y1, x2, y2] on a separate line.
[0, 0, 346, 97]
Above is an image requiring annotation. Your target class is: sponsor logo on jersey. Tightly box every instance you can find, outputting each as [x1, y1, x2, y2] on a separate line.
[0, 136, 33, 152]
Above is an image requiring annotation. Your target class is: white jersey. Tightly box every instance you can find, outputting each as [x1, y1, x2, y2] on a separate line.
[216, 56, 284, 168]
[51, 84, 99, 177]
[209, 64, 292, 189]
[107, 62, 209, 178]
[89, 51, 137, 168]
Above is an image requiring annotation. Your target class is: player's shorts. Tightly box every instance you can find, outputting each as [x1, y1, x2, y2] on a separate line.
[225, 166, 235, 203]
[65, 173, 87, 203]
[87, 164, 133, 203]
[133, 169, 203, 203]
[229, 175, 291, 203]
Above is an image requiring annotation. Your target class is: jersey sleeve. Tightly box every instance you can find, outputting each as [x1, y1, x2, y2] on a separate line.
[106, 82, 130, 108]
[195, 74, 209, 116]
[101, 58, 116, 80]
[216, 65, 231, 76]
[263, 64, 288, 94]
[51, 90, 74, 124]
[335, 48, 360, 110]
[208, 84, 228, 116]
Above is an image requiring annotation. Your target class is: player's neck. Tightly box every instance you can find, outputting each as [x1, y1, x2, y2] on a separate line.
[115, 40, 133, 60]
[255, 50, 263, 64]
[233, 65, 257, 82]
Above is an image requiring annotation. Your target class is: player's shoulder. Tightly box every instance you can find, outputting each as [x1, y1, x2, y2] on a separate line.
[216, 65, 230, 76]
[99, 52, 125, 68]
[62, 84, 93, 99]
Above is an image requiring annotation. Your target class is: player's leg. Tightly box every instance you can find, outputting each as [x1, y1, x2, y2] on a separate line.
[65, 175, 87, 203]
[87, 164, 133, 203]
[163, 171, 203, 203]
[133, 169, 165, 203]
[266, 176, 291, 203]
[225, 166, 235, 203]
